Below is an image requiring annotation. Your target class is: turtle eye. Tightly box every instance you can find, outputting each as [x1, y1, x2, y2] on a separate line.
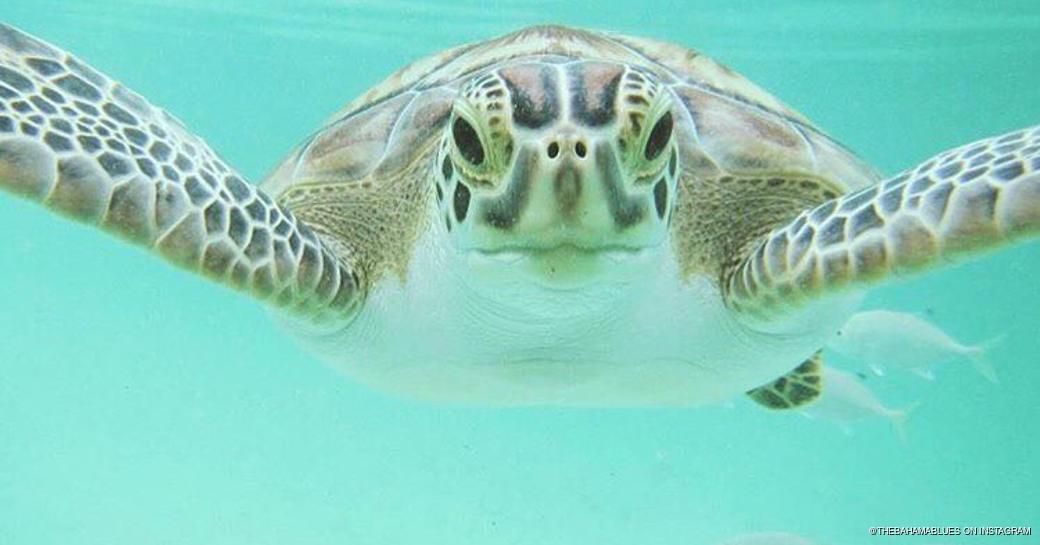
[452, 117, 485, 166]
[643, 111, 673, 161]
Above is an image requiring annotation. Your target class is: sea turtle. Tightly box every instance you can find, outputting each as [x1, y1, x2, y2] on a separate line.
[0, 24, 1037, 407]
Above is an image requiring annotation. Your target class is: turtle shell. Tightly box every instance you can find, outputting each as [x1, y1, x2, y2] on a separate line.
[262, 25, 879, 197]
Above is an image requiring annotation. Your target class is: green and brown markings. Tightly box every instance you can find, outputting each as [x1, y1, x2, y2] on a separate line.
[747, 351, 824, 409]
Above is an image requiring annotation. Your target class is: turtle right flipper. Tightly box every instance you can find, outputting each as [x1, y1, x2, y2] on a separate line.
[727, 126, 1040, 313]
[0, 24, 361, 321]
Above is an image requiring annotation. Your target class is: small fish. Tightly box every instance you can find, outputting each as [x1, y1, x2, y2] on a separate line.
[802, 366, 918, 441]
[827, 310, 1001, 383]
[712, 531, 819, 545]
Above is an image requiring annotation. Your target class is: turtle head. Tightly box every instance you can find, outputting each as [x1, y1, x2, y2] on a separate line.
[435, 61, 680, 286]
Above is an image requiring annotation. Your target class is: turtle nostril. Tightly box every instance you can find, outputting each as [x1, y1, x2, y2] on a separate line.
[574, 141, 587, 158]
[547, 142, 560, 159]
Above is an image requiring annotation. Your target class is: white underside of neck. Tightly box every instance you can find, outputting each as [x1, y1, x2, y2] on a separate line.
[278, 229, 862, 407]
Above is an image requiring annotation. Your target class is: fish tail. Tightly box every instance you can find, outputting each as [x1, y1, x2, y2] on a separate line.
[890, 401, 923, 445]
[964, 334, 1006, 384]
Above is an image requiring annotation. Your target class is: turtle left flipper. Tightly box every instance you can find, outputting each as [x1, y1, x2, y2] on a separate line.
[727, 126, 1040, 313]
[747, 351, 823, 409]
[0, 24, 362, 321]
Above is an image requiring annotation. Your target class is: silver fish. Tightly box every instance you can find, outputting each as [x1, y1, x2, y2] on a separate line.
[802, 366, 918, 441]
[827, 310, 1000, 383]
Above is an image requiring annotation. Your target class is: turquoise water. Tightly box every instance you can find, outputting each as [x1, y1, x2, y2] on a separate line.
[1, 2, 1039, 544]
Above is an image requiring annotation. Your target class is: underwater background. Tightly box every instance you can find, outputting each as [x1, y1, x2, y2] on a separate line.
[1, 1, 1038, 544]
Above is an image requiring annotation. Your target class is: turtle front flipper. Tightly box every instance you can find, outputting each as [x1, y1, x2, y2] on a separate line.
[747, 351, 823, 409]
[728, 126, 1040, 313]
[0, 24, 361, 320]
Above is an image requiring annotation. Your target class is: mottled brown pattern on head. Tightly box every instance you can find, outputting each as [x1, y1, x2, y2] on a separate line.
[324, 25, 821, 138]
[498, 65, 549, 105]
[579, 62, 624, 92]
[669, 172, 845, 283]
[265, 88, 454, 285]
[301, 93, 413, 182]
[261, 24, 882, 293]
[374, 89, 454, 177]
[570, 62, 624, 126]
[284, 23, 879, 201]
[279, 140, 440, 286]
[498, 64, 559, 129]
[675, 85, 813, 175]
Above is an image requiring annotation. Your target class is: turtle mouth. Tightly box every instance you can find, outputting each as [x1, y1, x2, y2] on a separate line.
[461, 243, 662, 288]
[472, 243, 650, 262]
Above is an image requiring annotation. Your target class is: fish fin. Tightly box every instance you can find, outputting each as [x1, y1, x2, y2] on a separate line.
[964, 334, 1005, 384]
[747, 351, 823, 410]
[890, 401, 923, 445]
[912, 367, 936, 381]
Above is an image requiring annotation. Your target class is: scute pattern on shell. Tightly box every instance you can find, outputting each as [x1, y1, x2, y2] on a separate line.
[299, 25, 878, 197]
[259, 25, 885, 291]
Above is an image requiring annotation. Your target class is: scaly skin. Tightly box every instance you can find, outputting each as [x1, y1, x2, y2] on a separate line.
[0, 24, 362, 321]
[728, 126, 1040, 315]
